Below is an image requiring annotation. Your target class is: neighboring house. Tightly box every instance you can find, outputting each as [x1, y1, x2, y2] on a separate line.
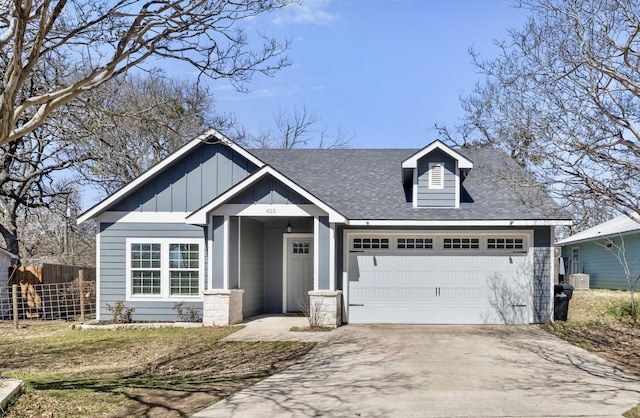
[78, 129, 571, 326]
[0, 247, 18, 290]
[557, 214, 640, 290]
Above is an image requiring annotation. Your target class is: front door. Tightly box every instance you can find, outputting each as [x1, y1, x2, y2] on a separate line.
[286, 235, 314, 312]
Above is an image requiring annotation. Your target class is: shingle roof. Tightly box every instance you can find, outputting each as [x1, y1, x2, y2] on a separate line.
[252, 147, 570, 221]
[556, 213, 640, 245]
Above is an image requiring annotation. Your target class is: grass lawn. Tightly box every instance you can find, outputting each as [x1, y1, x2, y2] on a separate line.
[541, 289, 640, 418]
[0, 324, 314, 417]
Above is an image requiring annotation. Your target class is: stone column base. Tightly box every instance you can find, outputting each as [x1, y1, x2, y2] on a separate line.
[202, 289, 244, 326]
[308, 290, 342, 328]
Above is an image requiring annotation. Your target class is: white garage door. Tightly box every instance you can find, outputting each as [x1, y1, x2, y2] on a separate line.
[347, 234, 531, 324]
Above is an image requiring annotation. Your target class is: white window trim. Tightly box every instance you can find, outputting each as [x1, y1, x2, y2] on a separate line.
[126, 238, 205, 302]
[428, 162, 445, 189]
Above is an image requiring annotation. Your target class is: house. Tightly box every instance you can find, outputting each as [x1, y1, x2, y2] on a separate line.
[0, 247, 18, 290]
[78, 129, 571, 326]
[557, 214, 640, 290]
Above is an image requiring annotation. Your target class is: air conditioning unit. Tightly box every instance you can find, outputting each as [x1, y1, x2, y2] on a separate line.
[567, 273, 590, 290]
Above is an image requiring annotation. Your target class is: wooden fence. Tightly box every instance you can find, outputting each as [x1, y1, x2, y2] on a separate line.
[8, 263, 96, 285]
[1, 264, 96, 323]
[0, 279, 96, 322]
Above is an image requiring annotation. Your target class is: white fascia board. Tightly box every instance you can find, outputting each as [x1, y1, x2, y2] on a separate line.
[77, 129, 265, 225]
[401, 139, 473, 169]
[347, 219, 573, 227]
[556, 214, 640, 245]
[187, 165, 346, 224]
[556, 229, 640, 246]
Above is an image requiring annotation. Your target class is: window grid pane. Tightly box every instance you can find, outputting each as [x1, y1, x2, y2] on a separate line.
[397, 237, 433, 249]
[170, 271, 200, 296]
[132, 270, 161, 295]
[443, 238, 480, 249]
[169, 243, 199, 269]
[487, 238, 524, 250]
[352, 238, 390, 250]
[131, 243, 161, 269]
[292, 241, 310, 254]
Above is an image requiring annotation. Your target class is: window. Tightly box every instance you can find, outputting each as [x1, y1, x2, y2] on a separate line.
[131, 243, 161, 295]
[487, 237, 524, 250]
[292, 241, 310, 254]
[570, 246, 581, 274]
[443, 237, 480, 249]
[353, 237, 390, 250]
[397, 237, 433, 249]
[428, 162, 445, 189]
[127, 239, 203, 299]
[169, 244, 200, 296]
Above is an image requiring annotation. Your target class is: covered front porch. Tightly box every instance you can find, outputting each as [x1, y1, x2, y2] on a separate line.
[184, 166, 345, 327]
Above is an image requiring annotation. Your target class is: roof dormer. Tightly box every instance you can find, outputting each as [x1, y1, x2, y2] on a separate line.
[401, 140, 473, 208]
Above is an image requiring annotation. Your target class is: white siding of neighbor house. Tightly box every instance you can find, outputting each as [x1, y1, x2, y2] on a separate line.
[416, 150, 456, 207]
[0, 251, 15, 291]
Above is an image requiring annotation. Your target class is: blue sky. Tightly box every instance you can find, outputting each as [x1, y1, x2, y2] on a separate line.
[182, 0, 530, 149]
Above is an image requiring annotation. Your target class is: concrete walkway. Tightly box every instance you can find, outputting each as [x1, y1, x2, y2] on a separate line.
[194, 321, 640, 417]
[221, 314, 334, 343]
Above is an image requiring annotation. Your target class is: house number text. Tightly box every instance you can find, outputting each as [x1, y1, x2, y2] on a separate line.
[266, 208, 276, 214]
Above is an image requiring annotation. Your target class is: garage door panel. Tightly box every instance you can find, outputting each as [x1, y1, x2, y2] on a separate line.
[349, 303, 526, 324]
[348, 253, 530, 324]
[350, 285, 438, 303]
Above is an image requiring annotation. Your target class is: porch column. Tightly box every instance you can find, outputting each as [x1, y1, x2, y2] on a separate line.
[308, 290, 342, 328]
[202, 289, 244, 326]
[314, 216, 331, 290]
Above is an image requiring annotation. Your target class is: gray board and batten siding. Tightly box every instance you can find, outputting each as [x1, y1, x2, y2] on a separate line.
[229, 175, 312, 205]
[99, 222, 206, 322]
[111, 142, 258, 213]
[416, 150, 456, 208]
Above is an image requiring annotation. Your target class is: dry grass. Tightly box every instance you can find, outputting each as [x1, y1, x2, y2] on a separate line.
[0, 323, 314, 417]
[541, 289, 640, 418]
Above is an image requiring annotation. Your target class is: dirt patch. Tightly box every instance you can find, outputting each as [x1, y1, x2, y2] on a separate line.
[0, 324, 314, 417]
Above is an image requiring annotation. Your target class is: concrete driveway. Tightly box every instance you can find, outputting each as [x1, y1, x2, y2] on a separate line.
[193, 323, 640, 417]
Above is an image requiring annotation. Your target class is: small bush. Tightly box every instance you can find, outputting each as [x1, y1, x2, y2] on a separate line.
[106, 301, 135, 323]
[172, 301, 201, 322]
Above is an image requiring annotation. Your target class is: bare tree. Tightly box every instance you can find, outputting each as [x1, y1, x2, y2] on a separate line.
[70, 73, 228, 195]
[18, 187, 95, 266]
[595, 235, 640, 321]
[438, 0, 640, 227]
[0, 125, 88, 260]
[236, 106, 354, 149]
[0, 0, 294, 146]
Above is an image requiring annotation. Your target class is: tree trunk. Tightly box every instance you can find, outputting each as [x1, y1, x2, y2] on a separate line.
[0, 200, 21, 265]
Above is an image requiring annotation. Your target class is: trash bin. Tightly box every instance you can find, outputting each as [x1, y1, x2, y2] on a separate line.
[553, 283, 574, 321]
